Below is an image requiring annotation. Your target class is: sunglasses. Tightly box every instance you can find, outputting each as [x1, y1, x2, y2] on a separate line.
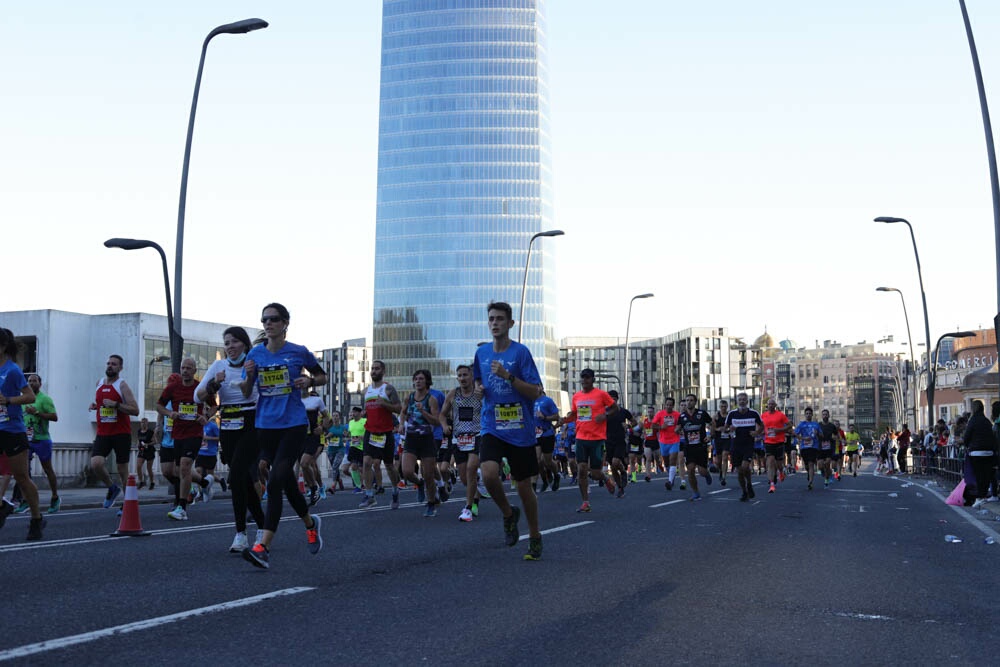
[261, 316, 284, 324]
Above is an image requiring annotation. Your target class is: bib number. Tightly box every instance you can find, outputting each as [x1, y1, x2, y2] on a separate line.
[259, 367, 292, 397]
[456, 434, 476, 452]
[99, 406, 117, 424]
[178, 403, 198, 421]
[369, 433, 387, 448]
[578, 405, 593, 422]
[495, 404, 523, 431]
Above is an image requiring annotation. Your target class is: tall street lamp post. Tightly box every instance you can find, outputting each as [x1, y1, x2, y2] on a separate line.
[517, 229, 564, 342]
[929, 330, 976, 426]
[876, 286, 917, 428]
[875, 216, 933, 425]
[623, 293, 654, 411]
[104, 238, 183, 372]
[174, 18, 268, 355]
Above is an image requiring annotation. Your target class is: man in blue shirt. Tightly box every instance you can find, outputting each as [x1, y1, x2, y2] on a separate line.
[473, 301, 544, 561]
[794, 407, 824, 490]
[533, 389, 561, 492]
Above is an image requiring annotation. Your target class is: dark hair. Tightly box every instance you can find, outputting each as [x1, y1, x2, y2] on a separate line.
[413, 369, 433, 386]
[972, 399, 985, 414]
[27, 373, 41, 383]
[0, 328, 18, 358]
[372, 359, 385, 370]
[262, 302, 290, 321]
[223, 326, 253, 352]
[110, 354, 124, 368]
[487, 301, 513, 320]
[685, 393, 696, 401]
[351, 406, 361, 413]
[665, 396, 675, 404]
[456, 364, 471, 373]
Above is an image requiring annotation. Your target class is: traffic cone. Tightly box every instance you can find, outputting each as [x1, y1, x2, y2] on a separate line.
[298, 474, 306, 494]
[110, 474, 151, 537]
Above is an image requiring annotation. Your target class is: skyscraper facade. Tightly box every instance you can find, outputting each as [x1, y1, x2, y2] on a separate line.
[372, 0, 558, 391]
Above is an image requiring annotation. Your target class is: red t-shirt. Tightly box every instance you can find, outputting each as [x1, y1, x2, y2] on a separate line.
[95, 379, 132, 437]
[652, 410, 681, 445]
[642, 417, 657, 443]
[570, 388, 616, 441]
[761, 410, 790, 444]
[158, 381, 203, 440]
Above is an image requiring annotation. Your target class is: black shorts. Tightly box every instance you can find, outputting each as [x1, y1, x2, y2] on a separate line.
[139, 444, 157, 461]
[92, 433, 131, 462]
[480, 434, 539, 482]
[628, 443, 643, 457]
[174, 436, 201, 461]
[754, 448, 766, 460]
[732, 444, 754, 467]
[606, 440, 628, 462]
[346, 446, 364, 465]
[683, 443, 709, 468]
[159, 446, 177, 464]
[765, 444, 784, 459]
[817, 448, 834, 460]
[302, 434, 322, 457]
[403, 431, 437, 459]
[436, 441, 455, 464]
[0, 431, 29, 457]
[644, 443, 659, 457]
[453, 436, 480, 465]
[195, 454, 217, 470]
[800, 448, 819, 464]
[536, 434, 556, 454]
[714, 439, 732, 453]
[363, 431, 395, 465]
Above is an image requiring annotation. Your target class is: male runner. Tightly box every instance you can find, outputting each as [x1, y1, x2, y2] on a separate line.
[344, 407, 366, 492]
[603, 390, 633, 498]
[652, 397, 682, 490]
[817, 409, 840, 488]
[89, 355, 139, 508]
[300, 388, 331, 505]
[794, 407, 823, 490]
[676, 394, 713, 501]
[712, 399, 731, 487]
[641, 406, 660, 482]
[440, 365, 483, 521]
[760, 398, 791, 494]
[844, 423, 861, 476]
[360, 360, 402, 510]
[22, 374, 60, 513]
[157, 358, 213, 520]
[563, 368, 618, 512]
[533, 389, 561, 492]
[724, 392, 764, 501]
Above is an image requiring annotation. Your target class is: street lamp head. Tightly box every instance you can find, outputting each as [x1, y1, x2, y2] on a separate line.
[213, 18, 269, 36]
[874, 216, 907, 224]
[875, 286, 896, 293]
[105, 237, 156, 251]
[951, 331, 977, 339]
[634, 292, 654, 299]
[537, 229, 564, 239]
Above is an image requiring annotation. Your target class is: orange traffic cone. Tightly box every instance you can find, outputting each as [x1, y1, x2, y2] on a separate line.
[110, 474, 151, 537]
[298, 474, 306, 494]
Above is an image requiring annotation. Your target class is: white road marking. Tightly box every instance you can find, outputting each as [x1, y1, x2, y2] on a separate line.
[518, 520, 594, 541]
[708, 488, 731, 496]
[834, 612, 893, 621]
[0, 587, 315, 662]
[649, 499, 686, 508]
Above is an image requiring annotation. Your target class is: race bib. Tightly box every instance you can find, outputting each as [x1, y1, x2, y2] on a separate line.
[0, 405, 8, 423]
[26, 426, 34, 440]
[350, 436, 362, 449]
[803, 436, 814, 446]
[369, 433, 387, 448]
[644, 428, 653, 438]
[535, 426, 543, 436]
[99, 406, 118, 424]
[259, 366, 292, 397]
[178, 402, 198, 420]
[165, 417, 173, 433]
[766, 428, 777, 438]
[456, 434, 476, 452]
[578, 405, 593, 422]
[686, 430, 702, 444]
[220, 414, 244, 430]
[820, 440, 832, 450]
[665, 417, 675, 426]
[495, 403, 524, 431]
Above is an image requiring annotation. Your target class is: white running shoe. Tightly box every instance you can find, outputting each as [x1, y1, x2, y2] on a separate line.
[230, 531, 248, 553]
[459, 508, 473, 522]
[202, 475, 215, 502]
[167, 506, 188, 521]
[254, 529, 266, 546]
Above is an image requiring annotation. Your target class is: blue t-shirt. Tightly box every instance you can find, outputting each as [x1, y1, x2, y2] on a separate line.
[534, 395, 558, 438]
[247, 341, 318, 429]
[327, 424, 347, 451]
[794, 421, 823, 449]
[473, 341, 541, 447]
[0, 360, 27, 434]
[430, 388, 446, 440]
[199, 421, 220, 457]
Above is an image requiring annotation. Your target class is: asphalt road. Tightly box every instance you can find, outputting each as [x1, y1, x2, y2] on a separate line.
[1, 460, 998, 666]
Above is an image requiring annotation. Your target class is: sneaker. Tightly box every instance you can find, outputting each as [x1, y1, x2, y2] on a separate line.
[103, 483, 121, 509]
[503, 506, 521, 546]
[459, 507, 473, 522]
[309, 487, 320, 507]
[243, 543, 269, 569]
[540, 479, 549, 493]
[254, 529, 266, 547]
[471, 502, 479, 517]
[230, 531, 249, 553]
[631, 472, 637, 483]
[437, 485, 450, 503]
[167, 505, 188, 521]
[690, 493, 702, 501]
[203, 475, 215, 502]
[391, 493, 399, 510]
[720, 476, 727, 486]
[835, 472, 841, 481]
[807, 481, 813, 490]
[376, 486, 385, 495]
[552, 472, 561, 492]
[824, 479, 830, 488]
[645, 474, 651, 483]
[25, 517, 45, 541]
[359, 495, 377, 509]
[396, 481, 407, 490]
[779, 471, 786, 483]
[319, 486, 327, 500]
[680, 480, 687, 491]
[703, 472, 712, 486]
[748, 486, 755, 499]
[423, 502, 437, 518]
[523, 536, 542, 561]
[987, 496, 1000, 503]
[219, 477, 228, 493]
[616, 487, 625, 499]
[148, 481, 155, 491]
[416, 484, 426, 504]
[739, 492, 749, 502]
[973, 498, 987, 509]
[477, 482, 491, 499]
[352, 487, 364, 494]
[47, 497, 61, 514]
[853, 471, 858, 477]
[605, 478, 616, 495]
[665, 480, 673, 491]
[576, 501, 592, 513]
[306, 514, 322, 555]
[14, 501, 29, 515]
[768, 483, 775, 494]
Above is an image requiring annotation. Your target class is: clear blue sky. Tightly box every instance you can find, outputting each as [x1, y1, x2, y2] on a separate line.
[2, 1, 998, 357]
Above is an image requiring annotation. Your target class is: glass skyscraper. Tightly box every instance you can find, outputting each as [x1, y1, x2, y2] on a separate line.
[373, 0, 558, 392]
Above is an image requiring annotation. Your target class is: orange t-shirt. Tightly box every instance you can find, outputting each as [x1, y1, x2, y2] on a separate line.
[570, 388, 616, 441]
[653, 410, 681, 445]
[761, 410, 789, 444]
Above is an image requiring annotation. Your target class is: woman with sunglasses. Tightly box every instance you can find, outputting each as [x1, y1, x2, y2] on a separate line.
[240, 303, 327, 569]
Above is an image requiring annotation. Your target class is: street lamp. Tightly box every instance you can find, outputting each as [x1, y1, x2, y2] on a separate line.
[174, 18, 268, 359]
[875, 216, 933, 425]
[929, 331, 976, 426]
[105, 238, 183, 372]
[517, 229, 564, 342]
[623, 293, 654, 411]
[876, 287, 917, 427]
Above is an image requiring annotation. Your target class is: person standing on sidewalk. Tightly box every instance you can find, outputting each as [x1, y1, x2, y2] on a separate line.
[89, 354, 139, 510]
[965, 401, 997, 509]
[897, 423, 911, 474]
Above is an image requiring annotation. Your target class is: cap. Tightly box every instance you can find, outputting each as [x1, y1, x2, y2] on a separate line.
[608, 389, 619, 399]
[580, 368, 595, 378]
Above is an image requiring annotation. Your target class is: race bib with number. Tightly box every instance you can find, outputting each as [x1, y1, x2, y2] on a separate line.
[820, 440, 832, 450]
[644, 428, 653, 438]
[178, 402, 198, 420]
[665, 417, 675, 426]
[686, 430, 701, 444]
[99, 406, 118, 424]
[220, 408, 245, 431]
[456, 434, 476, 452]
[577, 405, 593, 422]
[369, 433, 387, 448]
[0, 405, 7, 423]
[495, 403, 524, 431]
[766, 428, 777, 438]
[803, 436, 814, 446]
[259, 366, 292, 397]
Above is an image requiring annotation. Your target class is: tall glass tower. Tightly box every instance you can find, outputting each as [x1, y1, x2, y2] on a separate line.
[373, 0, 558, 392]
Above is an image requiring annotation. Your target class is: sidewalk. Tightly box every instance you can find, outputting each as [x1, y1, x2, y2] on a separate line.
[888, 470, 1000, 522]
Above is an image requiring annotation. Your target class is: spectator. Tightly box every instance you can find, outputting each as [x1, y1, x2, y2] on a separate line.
[897, 423, 910, 473]
[965, 400, 996, 509]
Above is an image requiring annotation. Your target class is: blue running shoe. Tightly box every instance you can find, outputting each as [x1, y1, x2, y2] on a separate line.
[103, 484, 121, 509]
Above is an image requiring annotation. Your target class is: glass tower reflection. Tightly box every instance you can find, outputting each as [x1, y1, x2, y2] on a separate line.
[373, 0, 558, 392]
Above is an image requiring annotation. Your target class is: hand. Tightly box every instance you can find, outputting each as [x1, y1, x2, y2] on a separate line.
[89, 402, 98, 411]
[244, 359, 256, 375]
[443, 425, 452, 436]
[595, 414, 606, 423]
[490, 361, 508, 379]
[473, 385, 483, 400]
[214, 371, 225, 384]
[24, 406, 37, 415]
[171, 411, 180, 421]
[196, 414, 207, 425]
[102, 398, 118, 408]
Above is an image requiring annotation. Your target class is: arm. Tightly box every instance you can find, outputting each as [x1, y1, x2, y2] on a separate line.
[240, 359, 257, 398]
[196, 366, 225, 403]
[25, 396, 57, 421]
[439, 390, 455, 432]
[421, 394, 440, 423]
[598, 401, 619, 423]
[382, 384, 403, 414]
[3, 384, 35, 407]
[115, 381, 140, 417]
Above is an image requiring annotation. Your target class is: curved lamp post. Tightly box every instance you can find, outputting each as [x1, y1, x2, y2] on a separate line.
[517, 229, 564, 342]
[174, 18, 268, 356]
[623, 293, 654, 411]
[876, 286, 917, 427]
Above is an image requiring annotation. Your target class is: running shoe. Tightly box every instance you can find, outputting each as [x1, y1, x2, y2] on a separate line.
[616, 487, 625, 499]
[605, 478, 616, 495]
[352, 487, 364, 494]
[807, 481, 813, 490]
[824, 478, 830, 488]
[391, 493, 399, 510]
[359, 496, 377, 509]
[835, 472, 841, 481]
[376, 486, 385, 495]
[665, 480, 673, 491]
[319, 486, 327, 500]
[438, 485, 450, 503]
[739, 492, 749, 502]
[645, 474, 651, 483]
[47, 497, 61, 514]
[576, 501, 591, 513]
[779, 471, 786, 483]
[306, 514, 322, 555]
[397, 481, 407, 490]
[690, 493, 702, 501]
[748, 485, 755, 499]
[243, 543, 269, 569]
[459, 507, 473, 522]
[203, 475, 215, 502]
[167, 505, 188, 521]
[540, 479, 549, 493]
[219, 477, 228, 493]
[416, 484, 426, 503]
[424, 502, 438, 518]
[523, 536, 543, 561]
[309, 487, 320, 507]
[703, 472, 712, 486]
[25, 517, 45, 541]
[103, 483, 121, 509]
[148, 481, 155, 491]
[471, 502, 479, 517]
[680, 480, 687, 490]
[720, 477, 727, 486]
[477, 482, 491, 499]
[230, 531, 249, 553]
[631, 472, 637, 483]
[551, 472, 561, 492]
[254, 529, 266, 547]
[503, 506, 521, 546]
[853, 471, 857, 477]
[13, 501, 29, 515]
[768, 483, 775, 494]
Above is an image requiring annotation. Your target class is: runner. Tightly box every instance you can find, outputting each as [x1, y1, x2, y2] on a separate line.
[641, 406, 660, 482]
[677, 394, 713, 501]
[724, 392, 764, 501]
[760, 398, 791, 494]
[440, 364, 483, 521]
[563, 368, 618, 512]
[135, 417, 156, 491]
[817, 409, 840, 488]
[300, 389, 331, 506]
[652, 397, 682, 490]
[344, 407, 366, 493]
[157, 358, 213, 520]
[844, 423, 861, 476]
[833, 419, 846, 481]
[794, 407, 823, 490]
[360, 360, 403, 510]
[429, 382, 451, 502]
[399, 369, 442, 517]
[155, 385, 179, 503]
[193, 414, 221, 504]
[711, 399, 731, 487]
[473, 301, 545, 560]
[240, 303, 325, 569]
[603, 389, 633, 498]
[325, 411, 347, 493]
[21, 374, 60, 513]
[0, 328, 44, 539]
[89, 354, 140, 509]
[533, 389, 561, 492]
